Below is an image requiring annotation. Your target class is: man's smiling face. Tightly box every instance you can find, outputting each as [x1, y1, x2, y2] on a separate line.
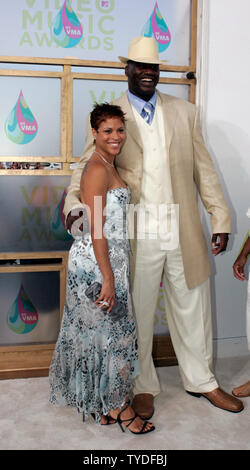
[125, 60, 160, 101]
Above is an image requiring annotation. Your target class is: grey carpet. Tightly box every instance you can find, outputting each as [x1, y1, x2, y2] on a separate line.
[0, 356, 249, 450]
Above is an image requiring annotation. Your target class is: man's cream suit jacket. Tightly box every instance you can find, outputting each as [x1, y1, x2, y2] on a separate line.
[64, 91, 231, 290]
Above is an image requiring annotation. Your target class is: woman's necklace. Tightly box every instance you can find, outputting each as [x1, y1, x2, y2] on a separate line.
[95, 151, 115, 168]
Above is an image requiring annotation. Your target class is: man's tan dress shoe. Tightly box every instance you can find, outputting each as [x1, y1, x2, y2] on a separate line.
[186, 387, 244, 413]
[132, 393, 154, 420]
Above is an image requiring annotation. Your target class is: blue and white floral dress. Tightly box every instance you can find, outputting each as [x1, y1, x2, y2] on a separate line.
[49, 187, 139, 422]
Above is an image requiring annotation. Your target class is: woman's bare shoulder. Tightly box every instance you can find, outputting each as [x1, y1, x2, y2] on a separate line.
[81, 157, 109, 193]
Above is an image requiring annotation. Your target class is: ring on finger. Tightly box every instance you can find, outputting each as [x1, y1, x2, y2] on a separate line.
[99, 300, 110, 307]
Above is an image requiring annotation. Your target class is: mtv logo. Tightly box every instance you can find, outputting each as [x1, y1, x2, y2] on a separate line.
[101, 1, 109, 8]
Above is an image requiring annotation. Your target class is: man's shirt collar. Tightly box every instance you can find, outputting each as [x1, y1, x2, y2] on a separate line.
[127, 90, 157, 116]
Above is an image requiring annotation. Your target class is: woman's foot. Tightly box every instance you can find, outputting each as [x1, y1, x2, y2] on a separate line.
[232, 380, 250, 397]
[100, 415, 117, 425]
[110, 401, 155, 434]
[91, 413, 116, 425]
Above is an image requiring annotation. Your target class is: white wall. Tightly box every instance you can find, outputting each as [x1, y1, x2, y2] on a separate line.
[198, 0, 250, 356]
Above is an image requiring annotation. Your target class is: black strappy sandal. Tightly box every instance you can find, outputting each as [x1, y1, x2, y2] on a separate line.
[116, 402, 155, 434]
[91, 413, 117, 425]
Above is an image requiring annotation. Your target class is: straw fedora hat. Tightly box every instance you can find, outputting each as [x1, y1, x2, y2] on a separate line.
[118, 36, 168, 65]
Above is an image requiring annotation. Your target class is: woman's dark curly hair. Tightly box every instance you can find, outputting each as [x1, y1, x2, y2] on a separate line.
[90, 102, 126, 130]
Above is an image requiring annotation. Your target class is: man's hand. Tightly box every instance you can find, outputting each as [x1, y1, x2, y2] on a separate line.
[233, 253, 247, 281]
[232, 236, 250, 281]
[66, 210, 83, 233]
[211, 233, 229, 256]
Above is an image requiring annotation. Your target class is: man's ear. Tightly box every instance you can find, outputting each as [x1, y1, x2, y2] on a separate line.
[125, 64, 129, 77]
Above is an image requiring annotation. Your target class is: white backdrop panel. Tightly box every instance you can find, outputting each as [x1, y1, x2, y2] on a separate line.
[0, 0, 191, 65]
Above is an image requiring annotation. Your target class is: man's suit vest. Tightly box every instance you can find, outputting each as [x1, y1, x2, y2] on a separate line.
[132, 96, 174, 236]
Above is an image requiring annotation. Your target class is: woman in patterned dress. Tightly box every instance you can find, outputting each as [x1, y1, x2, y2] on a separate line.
[49, 103, 155, 434]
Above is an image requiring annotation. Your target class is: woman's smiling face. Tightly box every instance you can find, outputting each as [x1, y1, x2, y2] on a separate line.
[92, 117, 126, 158]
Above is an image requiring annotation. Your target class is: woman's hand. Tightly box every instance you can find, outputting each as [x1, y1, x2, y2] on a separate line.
[95, 277, 115, 313]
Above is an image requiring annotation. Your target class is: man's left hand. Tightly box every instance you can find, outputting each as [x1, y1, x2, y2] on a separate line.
[211, 233, 229, 256]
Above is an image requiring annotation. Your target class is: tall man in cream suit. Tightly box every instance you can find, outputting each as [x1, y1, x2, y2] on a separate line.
[64, 37, 244, 418]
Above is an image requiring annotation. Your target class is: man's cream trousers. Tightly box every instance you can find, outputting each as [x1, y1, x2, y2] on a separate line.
[131, 239, 218, 396]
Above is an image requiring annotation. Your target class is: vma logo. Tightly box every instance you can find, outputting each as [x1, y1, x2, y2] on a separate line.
[20, 0, 115, 52]
[5, 90, 38, 145]
[6, 284, 39, 335]
[142, 1, 171, 53]
[51, 0, 83, 48]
